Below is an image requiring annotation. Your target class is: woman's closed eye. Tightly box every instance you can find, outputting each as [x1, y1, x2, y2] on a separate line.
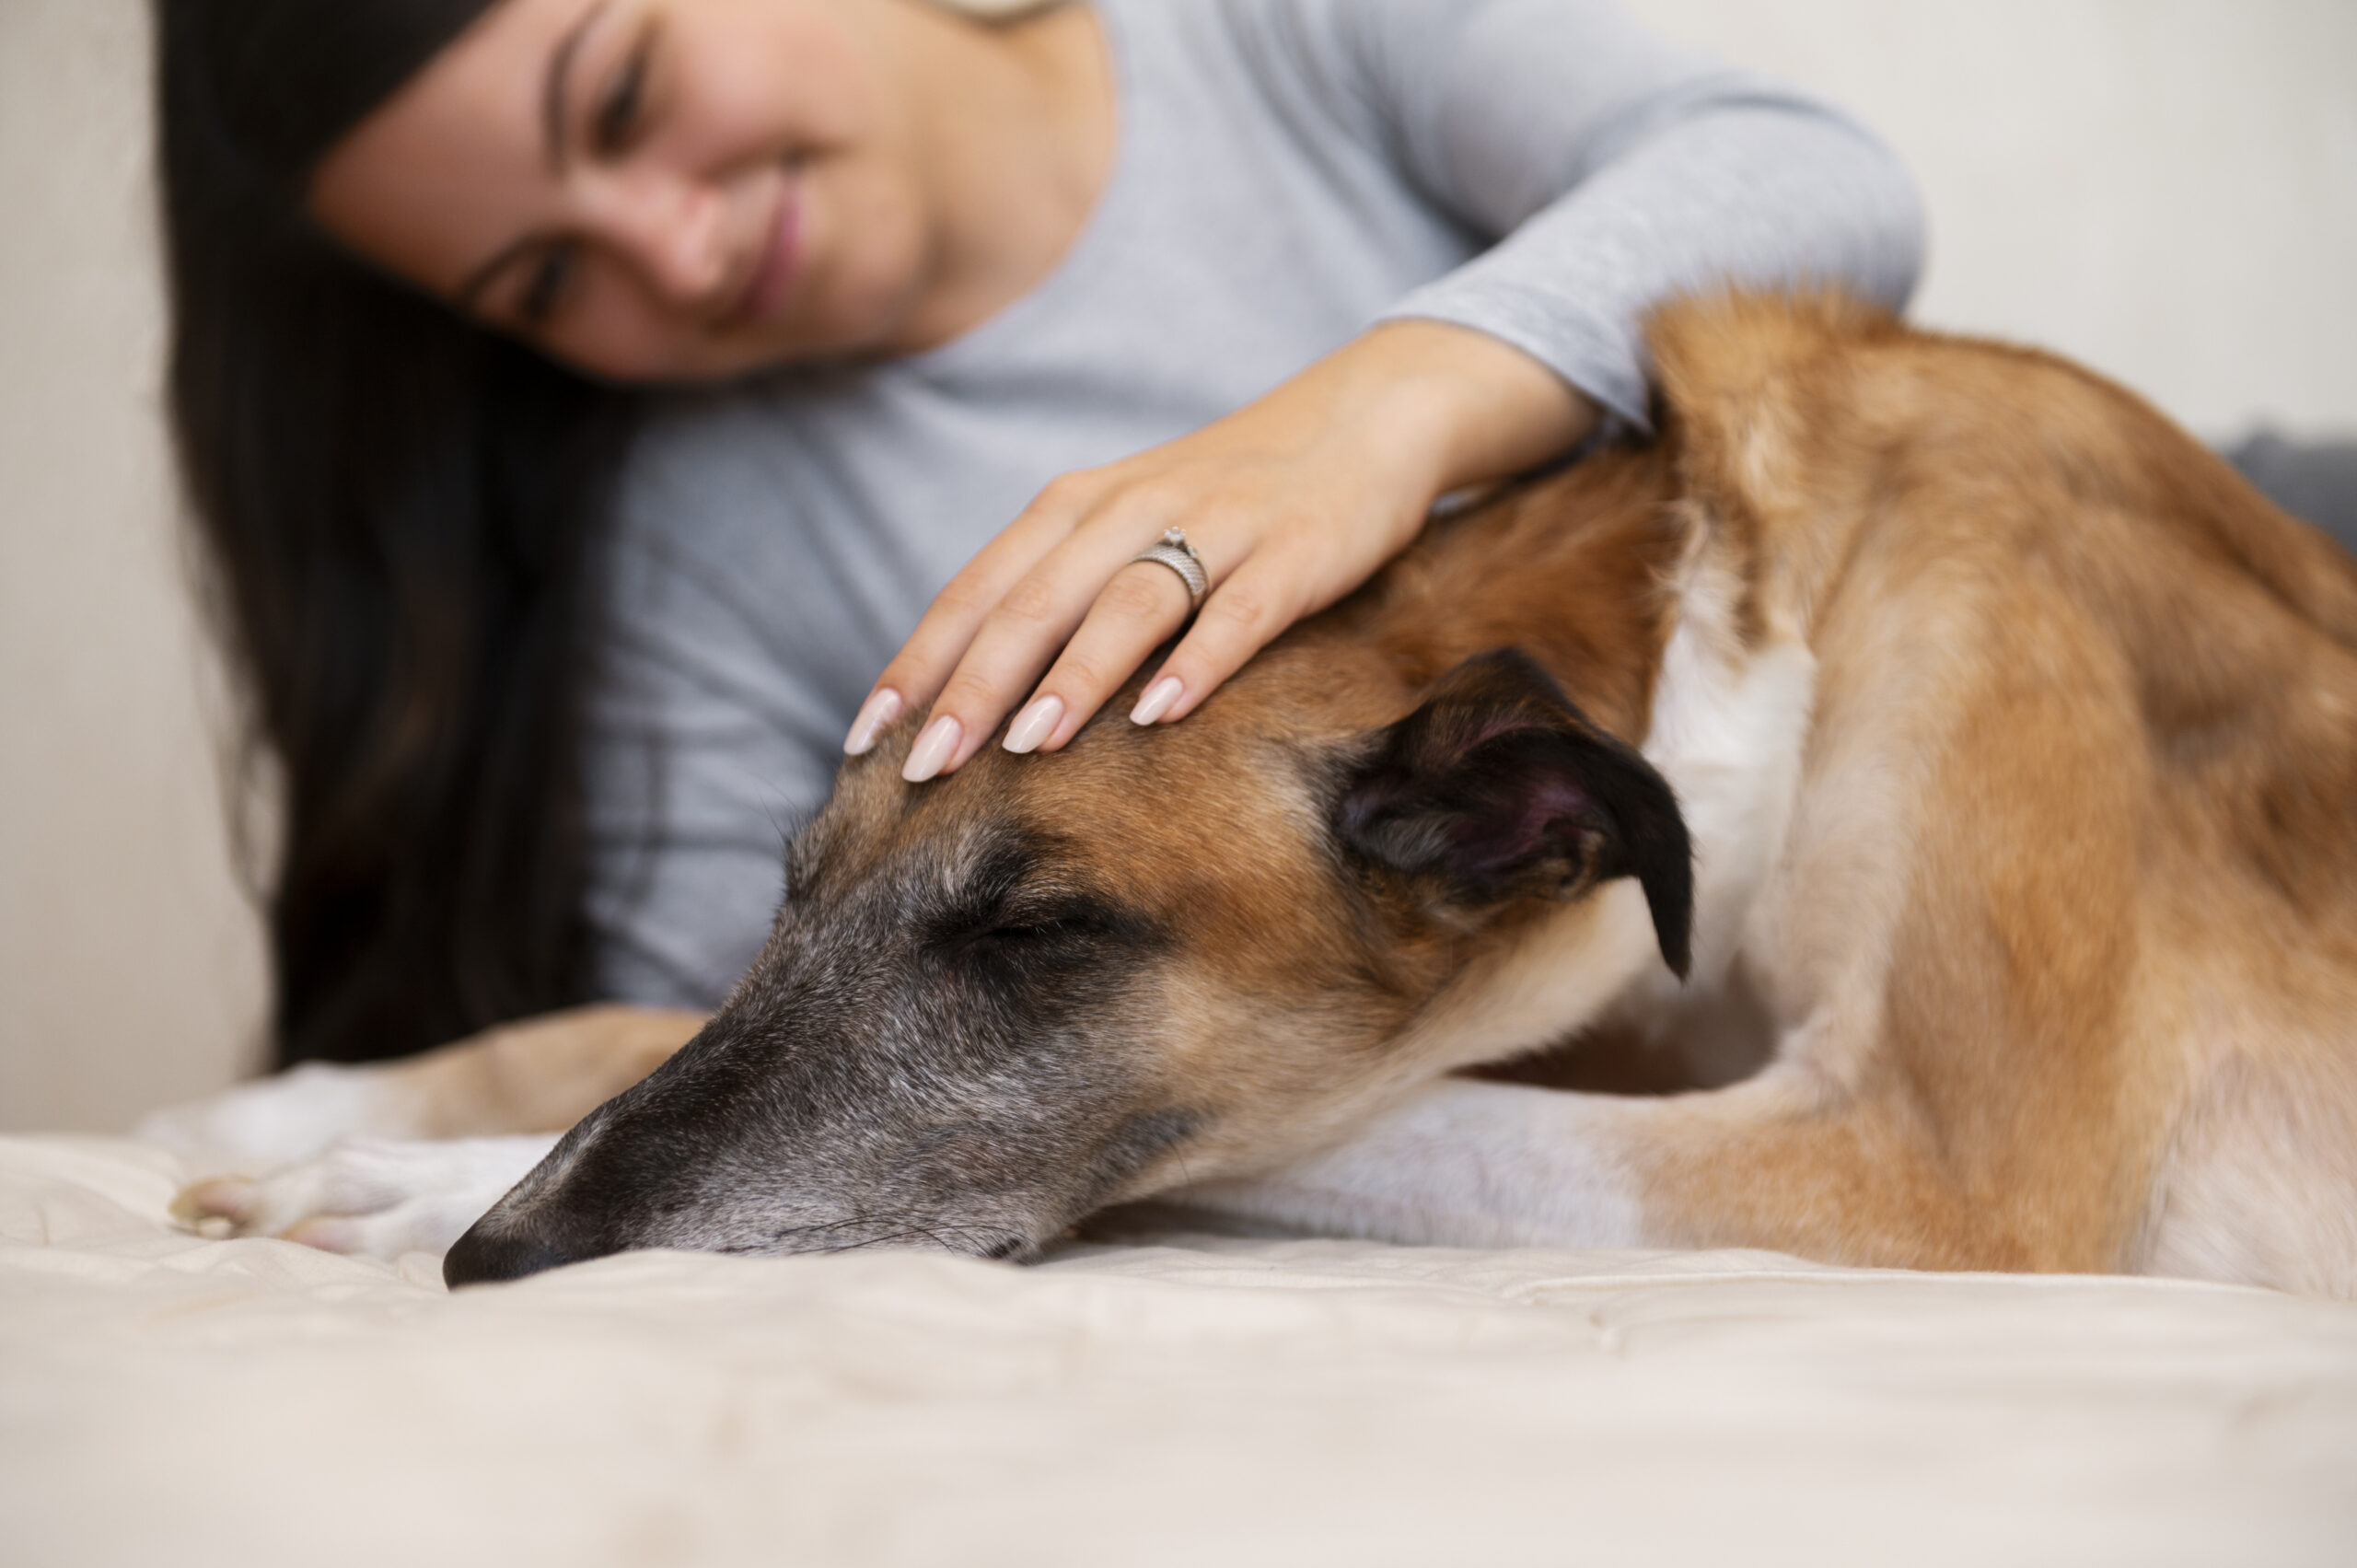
[507, 29, 660, 331]
[517, 243, 579, 327]
[592, 32, 656, 157]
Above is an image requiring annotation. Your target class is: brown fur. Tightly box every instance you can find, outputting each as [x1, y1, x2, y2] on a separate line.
[1581, 294, 2357, 1279]
[295, 295, 2357, 1294]
[382, 1005, 711, 1139]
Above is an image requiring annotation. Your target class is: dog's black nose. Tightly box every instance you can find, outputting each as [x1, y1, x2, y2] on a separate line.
[442, 1219, 575, 1288]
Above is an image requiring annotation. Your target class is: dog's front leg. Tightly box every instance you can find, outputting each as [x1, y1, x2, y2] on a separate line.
[139, 1005, 705, 1261]
[174, 1134, 563, 1259]
[1172, 1078, 1652, 1250]
[1175, 1069, 2036, 1272]
[136, 1004, 707, 1174]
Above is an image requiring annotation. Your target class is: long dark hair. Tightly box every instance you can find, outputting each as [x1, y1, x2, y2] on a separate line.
[155, 1, 635, 1065]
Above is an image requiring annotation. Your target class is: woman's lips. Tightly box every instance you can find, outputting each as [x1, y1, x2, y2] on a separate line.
[731, 177, 801, 328]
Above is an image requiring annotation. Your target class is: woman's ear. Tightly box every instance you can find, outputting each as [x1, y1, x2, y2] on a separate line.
[1334, 648, 1692, 978]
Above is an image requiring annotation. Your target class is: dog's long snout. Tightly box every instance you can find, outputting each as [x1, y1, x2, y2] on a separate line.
[442, 1217, 581, 1288]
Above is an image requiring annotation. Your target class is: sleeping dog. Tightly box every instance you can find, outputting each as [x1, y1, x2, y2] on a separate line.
[152, 294, 2357, 1296]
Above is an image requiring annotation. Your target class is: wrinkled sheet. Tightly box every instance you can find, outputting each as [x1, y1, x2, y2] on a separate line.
[3, 1134, 2354, 1566]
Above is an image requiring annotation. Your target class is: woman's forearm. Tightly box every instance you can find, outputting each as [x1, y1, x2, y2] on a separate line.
[1349, 0, 1923, 434]
[1250, 319, 1600, 523]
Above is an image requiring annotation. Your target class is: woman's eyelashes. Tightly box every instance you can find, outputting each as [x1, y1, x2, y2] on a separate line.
[517, 27, 662, 331]
[514, 33, 659, 329]
[518, 243, 578, 326]
[592, 34, 656, 157]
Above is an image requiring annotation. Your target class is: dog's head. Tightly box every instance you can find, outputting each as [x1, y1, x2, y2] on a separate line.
[445, 645, 1689, 1283]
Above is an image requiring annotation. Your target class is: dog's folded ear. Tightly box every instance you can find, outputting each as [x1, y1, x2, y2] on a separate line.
[1335, 648, 1693, 978]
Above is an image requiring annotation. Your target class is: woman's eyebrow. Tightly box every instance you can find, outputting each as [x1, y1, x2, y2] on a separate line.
[543, 0, 614, 176]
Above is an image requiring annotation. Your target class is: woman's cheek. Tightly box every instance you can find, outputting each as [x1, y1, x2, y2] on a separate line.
[799, 157, 930, 352]
[552, 292, 700, 384]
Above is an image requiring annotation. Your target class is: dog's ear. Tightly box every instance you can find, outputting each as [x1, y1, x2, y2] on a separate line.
[1335, 648, 1693, 978]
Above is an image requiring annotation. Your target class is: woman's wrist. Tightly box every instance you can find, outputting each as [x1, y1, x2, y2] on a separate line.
[1306, 319, 1600, 516]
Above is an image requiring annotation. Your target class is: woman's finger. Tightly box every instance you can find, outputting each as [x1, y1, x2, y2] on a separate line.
[1130, 552, 1310, 726]
[844, 474, 1102, 754]
[899, 504, 1211, 780]
[1004, 558, 1203, 752]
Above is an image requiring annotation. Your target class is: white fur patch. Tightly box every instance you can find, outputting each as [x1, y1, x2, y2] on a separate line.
[1178, 1079, 1643, 1248]
[135, 1062, 422, 1177]
[174, 1135, 560, 1260]
[1637, 555, 1817, 997]
[2144, 1051, 2357, 1298]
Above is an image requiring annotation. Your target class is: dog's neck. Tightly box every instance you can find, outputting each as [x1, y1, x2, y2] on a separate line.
[1260, 446, 1817, 1081]
[1286, 449, 1689, 744]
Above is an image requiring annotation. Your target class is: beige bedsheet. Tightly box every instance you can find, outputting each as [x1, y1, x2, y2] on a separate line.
[4, 1133, 2354, 1566]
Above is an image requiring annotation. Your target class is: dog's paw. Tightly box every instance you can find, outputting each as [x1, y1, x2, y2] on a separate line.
[135, 1061, 417, 1175]
[172, 1134, 560, 1260]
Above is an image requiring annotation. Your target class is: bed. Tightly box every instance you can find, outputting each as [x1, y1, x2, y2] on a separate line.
[4, 1132, 2353, 1565]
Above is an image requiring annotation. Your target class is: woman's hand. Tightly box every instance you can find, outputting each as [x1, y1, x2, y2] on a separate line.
[843, 319, 1599, 780]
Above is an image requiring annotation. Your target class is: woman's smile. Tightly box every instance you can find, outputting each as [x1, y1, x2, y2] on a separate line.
[728, 167, 803, 329]
[304, 0, 1112, 381]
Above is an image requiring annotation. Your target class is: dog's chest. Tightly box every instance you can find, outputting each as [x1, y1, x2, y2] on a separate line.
[1635, 577, 1818, 1002]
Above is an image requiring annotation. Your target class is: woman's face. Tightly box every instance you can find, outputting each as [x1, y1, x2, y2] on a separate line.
[310, 0, 935, 381]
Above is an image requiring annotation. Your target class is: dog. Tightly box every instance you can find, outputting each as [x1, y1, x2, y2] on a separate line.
[151, 293, 2357, 1297]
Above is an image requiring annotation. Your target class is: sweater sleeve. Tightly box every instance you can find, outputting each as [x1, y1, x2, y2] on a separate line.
[1319, 0, 1925, 433]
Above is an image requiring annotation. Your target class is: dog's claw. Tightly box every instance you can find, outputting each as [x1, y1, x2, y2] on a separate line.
[171, 1177, 254, 1226]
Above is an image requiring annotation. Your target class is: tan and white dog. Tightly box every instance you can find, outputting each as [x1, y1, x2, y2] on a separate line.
[150, 294, 2357, 1296]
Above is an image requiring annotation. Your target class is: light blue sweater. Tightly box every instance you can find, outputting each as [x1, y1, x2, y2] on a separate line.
[588, 0, 1924, 1006]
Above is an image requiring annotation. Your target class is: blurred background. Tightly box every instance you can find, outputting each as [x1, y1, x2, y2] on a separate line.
[4, 0, 2353, 1132]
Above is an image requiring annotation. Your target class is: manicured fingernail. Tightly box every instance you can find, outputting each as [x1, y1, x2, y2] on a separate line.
[1004, 694, 1063, 755]
[1130, 676, 1183, 726]
[902, 715, 961, 783]
[843, 689, 902, 756]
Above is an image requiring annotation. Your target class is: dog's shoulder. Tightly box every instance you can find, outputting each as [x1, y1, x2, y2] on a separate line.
[1648, 291, 2357, 656]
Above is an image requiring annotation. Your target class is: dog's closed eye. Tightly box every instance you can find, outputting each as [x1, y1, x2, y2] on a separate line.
[975, 913, 1097, 946]
[952, 901, 1154, 959]
[925, 874, 1161, 970]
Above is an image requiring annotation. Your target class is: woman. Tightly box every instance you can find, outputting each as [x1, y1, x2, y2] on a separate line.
[157, 0, 1922, 1064]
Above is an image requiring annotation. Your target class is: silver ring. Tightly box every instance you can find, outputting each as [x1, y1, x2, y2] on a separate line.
[1129, 528, 1209, 610]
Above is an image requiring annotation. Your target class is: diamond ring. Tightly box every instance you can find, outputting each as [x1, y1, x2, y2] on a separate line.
[1129, 528, 1209, 610]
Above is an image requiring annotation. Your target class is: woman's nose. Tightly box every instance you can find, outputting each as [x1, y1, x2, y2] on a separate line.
[587, 169, 733, 311]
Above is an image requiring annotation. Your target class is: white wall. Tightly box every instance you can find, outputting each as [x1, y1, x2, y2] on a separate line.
[3, 0, 2353, 1132]
[1627, 0, 2357, 436]
[0, 0, 270, 1132]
